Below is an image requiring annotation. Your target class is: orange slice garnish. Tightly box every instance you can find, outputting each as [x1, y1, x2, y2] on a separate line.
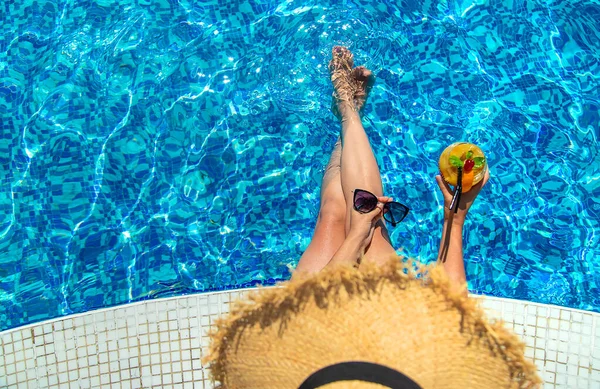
[462, 170, 474, 193]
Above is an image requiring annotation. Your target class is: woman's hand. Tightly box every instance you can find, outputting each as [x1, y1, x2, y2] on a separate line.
[326, 195, 392, 269]
[435, 169, 490, 225]
[347, 195, 393, 249]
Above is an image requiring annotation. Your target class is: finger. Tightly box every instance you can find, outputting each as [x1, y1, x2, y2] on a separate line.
[377, 196, 393, 203]
[373, 209, 383, 223]
[371, 204, 383, 219]
[482, 168, 490, 187]
[435, 175, 452, 194]
[471, 169, 490, 191]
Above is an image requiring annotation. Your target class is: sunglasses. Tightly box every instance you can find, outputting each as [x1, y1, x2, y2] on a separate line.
[353, 189, 410, 226]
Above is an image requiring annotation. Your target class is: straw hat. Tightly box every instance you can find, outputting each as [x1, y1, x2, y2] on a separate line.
[204, 258, 541, 389]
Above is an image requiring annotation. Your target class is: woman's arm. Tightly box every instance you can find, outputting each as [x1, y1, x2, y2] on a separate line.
[326, 233, 368, 268]
[438, 215, 466, 285]
[435, 171, 490, 288]
[325, 196, 390, 269]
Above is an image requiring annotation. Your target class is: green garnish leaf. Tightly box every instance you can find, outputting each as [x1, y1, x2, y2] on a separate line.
[466, 150, 473, 160]
[449, 155, 464, 168]
[473, 157, 485, 168]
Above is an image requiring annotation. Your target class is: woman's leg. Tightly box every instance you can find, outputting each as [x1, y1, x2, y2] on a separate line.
[295, 139, 346, 275]
[330, 47, 397, 264]
[295, 63, 376, 274]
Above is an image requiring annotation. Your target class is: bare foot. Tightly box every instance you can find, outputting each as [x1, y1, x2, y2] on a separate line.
[329, 46, 356, 118]
[352, 66, 374, 113]
[329, 47, 375, 119]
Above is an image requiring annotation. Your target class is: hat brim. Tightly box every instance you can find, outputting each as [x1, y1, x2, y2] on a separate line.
[205, 258, 541, 389]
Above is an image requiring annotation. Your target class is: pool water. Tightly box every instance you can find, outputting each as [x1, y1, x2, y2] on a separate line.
[1, 0, 599, 331]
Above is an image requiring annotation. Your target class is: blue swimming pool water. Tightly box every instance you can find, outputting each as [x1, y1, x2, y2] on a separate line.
[1, 0, 599, 331]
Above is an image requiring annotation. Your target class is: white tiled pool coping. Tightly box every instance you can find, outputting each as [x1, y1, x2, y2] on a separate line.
[0, 290, 599, 388]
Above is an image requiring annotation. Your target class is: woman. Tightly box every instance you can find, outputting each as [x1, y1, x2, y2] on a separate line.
[205, 67, 538, 385]
[204, 49, 542, 389]
[295, 46, 490, 288]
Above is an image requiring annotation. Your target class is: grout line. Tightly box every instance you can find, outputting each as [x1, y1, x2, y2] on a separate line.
[592, 314, 597, 367]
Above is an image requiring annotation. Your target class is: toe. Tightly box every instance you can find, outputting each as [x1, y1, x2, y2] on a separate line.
[331, 46, 354, 67]
[353, 66, 373, 81]
[333, 45, 350, 56]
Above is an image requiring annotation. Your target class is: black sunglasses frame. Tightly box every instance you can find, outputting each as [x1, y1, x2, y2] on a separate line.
[353, 189, 410, 226]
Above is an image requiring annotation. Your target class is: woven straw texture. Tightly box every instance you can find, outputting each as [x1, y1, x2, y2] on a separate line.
[205, 259, 542, 389]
